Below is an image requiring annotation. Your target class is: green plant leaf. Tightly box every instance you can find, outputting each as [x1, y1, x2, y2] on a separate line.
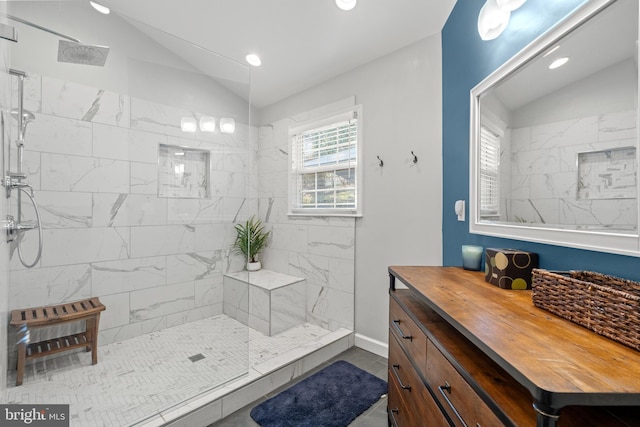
[232, 216, 271, 263]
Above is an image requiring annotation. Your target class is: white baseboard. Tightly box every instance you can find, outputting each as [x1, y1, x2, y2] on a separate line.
[354, 333, 388, 358]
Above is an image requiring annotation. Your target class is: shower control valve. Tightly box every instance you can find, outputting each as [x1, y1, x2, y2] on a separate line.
[2, 215, 36, 242]
[3, 215, 17, 242]
[5, 179, 34, 197]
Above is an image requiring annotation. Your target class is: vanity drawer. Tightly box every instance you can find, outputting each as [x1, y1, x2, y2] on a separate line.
[390, 295, 428, 372]
[426, 340, 502, 427]
[389, 333, 448, 426]
[388, 370, 415, 427]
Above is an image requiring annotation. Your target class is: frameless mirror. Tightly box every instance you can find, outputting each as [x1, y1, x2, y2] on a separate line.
[470, 0, 640, 256]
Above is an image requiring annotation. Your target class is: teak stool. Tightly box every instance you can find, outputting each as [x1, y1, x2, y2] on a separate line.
[10, 297, 106, 386]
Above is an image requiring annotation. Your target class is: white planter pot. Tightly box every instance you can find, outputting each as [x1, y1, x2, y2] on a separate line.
[247, 261, 262, 271]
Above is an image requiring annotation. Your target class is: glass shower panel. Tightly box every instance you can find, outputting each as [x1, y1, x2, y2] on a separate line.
[4, 1, 251, 425]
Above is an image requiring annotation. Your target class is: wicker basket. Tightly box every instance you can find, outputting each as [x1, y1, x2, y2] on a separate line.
[532, 269, 640, 351]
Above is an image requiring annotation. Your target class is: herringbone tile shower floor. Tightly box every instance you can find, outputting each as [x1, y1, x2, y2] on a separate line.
[6, 315, 332, 426]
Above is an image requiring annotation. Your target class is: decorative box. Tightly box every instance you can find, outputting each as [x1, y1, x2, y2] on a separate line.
[484, 248, 538, 290]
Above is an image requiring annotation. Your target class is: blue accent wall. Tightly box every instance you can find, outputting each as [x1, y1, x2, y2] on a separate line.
[441, 0, 640, 281]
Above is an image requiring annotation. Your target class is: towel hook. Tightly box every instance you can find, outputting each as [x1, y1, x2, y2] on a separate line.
[377, 155, 384, 167]
[411, 151, 418, 163]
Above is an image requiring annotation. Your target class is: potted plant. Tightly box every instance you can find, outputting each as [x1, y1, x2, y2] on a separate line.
[232, 216, 271, 271]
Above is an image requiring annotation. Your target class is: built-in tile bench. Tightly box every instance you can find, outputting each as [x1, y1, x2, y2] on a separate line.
[223, 270, 305, 336]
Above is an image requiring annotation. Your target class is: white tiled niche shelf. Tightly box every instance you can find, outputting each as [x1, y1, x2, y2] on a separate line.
[223, 269, 306, 336]
[158, 144, 210, 199]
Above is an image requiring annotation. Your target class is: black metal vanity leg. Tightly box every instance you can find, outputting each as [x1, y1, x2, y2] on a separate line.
[389, 273, 396, 291]
[533, 402, 561, 427]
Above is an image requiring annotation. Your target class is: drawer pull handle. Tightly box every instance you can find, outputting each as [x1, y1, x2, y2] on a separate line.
[392, 319, 413, 341]
[438, 382, 468, 427]
[389, 408, 400, 426]
[391, 364, 411, 391]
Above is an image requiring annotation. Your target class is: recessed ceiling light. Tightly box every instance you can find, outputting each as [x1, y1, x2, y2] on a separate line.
[549, 57, 569, 70]
[246, 53, 262, 67]
[89, 1, 110, 15]
[335, 0, 357, 11]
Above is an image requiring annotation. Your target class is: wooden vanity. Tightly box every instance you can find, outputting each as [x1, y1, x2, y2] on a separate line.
[387, 266, 640, 427]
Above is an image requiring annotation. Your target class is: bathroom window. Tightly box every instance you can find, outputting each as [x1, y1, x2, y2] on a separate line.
[288, 105, 362, 216]
[158, 144, 210, 198]
[479, 124, 500, 216]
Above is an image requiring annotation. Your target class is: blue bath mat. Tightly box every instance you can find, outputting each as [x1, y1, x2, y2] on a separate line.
[250, 360, 387, 427]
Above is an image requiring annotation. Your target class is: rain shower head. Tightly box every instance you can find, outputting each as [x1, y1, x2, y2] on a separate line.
[6, 14, 110, 67]
[57, 40, 109, 67]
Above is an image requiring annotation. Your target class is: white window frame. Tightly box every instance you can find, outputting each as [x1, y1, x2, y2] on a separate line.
[288, 105, 363, 217]
[479, 119, 502, 217]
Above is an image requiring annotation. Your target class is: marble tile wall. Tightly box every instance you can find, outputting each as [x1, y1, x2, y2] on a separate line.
[507, 110, 637, 230]
[1, 5, 11, 397]
[7, 73, 252, 348]
[256, 106, 356, 332]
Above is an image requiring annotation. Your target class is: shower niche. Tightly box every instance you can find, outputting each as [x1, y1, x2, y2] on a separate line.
[158, 144, 210, 198]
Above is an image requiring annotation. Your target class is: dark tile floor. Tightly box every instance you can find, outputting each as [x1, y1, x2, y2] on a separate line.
[209, 347, 389, 427]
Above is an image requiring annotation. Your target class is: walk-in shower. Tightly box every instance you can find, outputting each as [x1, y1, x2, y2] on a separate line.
[1, 1, 351, 425]
[2, 1, 253, 424]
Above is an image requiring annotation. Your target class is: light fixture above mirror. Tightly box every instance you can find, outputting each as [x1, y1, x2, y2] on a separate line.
[478, 0, 527, 40]
[496, 0, 527, 12]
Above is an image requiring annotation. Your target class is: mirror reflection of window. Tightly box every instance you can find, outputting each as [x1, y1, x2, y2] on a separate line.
[480, 124, 501, 218]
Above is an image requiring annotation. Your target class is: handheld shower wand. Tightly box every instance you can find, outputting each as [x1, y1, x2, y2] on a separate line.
[10, 108, 35, 141]
[9, 69, 28, 180]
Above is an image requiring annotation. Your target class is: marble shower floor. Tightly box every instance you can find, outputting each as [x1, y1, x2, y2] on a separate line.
[5, 315, 342, 426]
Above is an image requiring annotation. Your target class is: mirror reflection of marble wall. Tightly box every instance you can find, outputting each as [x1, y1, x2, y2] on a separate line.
[478, 0, 638, 234]
[505, 109, 636, 231]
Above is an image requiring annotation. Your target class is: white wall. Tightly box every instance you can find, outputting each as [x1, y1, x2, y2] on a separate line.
[260, 35, 444, 354]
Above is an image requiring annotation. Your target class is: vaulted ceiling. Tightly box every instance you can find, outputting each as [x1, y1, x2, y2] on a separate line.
[102, 0, 457, 108]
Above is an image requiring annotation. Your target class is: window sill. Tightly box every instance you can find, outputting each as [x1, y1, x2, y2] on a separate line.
[287, 212, 363, 218]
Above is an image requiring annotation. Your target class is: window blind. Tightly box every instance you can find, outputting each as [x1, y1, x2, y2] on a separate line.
[480, 125, 500, 216]
[290, 109, 359, 213]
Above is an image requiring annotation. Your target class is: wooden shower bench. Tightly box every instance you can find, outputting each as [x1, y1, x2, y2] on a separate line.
[10, 297, 105, 386]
